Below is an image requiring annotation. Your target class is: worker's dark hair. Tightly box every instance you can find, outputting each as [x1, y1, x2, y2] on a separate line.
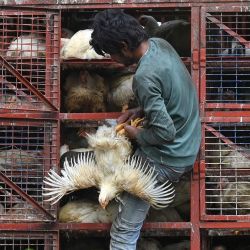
[90, 9, 148, 56]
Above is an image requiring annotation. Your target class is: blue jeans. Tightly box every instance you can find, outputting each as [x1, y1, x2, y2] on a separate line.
[109, 151, 192, 250]
[110, 192, 150, 250]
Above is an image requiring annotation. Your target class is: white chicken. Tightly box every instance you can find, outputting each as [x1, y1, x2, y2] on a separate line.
[43, 125, 175, 209]
[107, 74, 136, 112]
[6, 34, 46, 58]
[60, 29, 108, 60]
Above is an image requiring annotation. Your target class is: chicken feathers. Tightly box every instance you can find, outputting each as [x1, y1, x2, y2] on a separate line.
[43, 126, 175, 209]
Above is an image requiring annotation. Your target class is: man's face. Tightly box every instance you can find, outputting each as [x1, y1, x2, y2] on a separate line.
[110, 48, 137, 66]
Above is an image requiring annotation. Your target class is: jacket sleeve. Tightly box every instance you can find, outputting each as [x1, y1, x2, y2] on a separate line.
[134, 77, 176, 146]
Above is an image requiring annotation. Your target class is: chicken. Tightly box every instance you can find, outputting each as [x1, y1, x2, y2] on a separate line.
[139, 15, 191, 57]
[58, 199, 118, 223]
[0, 149, 41, 170]
[63, 70, 107, 113]
[107, 74, 136, 112]
[6, 34, 46, 57]
[60, 29, 108, 60]
[215, 179, 250, 215]
[147, 206, 182, 222]
[4, 202, 47, 221]
[43, 125, 175, 209]
[206, 143, 250, 214]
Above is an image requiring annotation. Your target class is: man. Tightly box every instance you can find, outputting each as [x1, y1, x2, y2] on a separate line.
[91, 9, 201, 250]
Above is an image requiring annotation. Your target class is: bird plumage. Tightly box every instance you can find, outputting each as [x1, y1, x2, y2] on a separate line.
[43, 125, 175, 209]
[59, 199, 118, 223]
[64, 70, 107, 113]
[107, 74, 136, 111]
[6, 34, 46, 58]
[60, 29, 108, 60]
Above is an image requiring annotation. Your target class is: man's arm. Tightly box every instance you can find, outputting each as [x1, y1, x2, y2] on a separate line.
[134, 79, 176, 146]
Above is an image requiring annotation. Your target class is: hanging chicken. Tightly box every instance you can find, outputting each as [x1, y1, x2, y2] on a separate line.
[43, 125, 175, 209]
[60, 29, 109, 60]
[63, 70, 107, 113]
[107, 74, 137, 112]
[139, 15, 191, 57]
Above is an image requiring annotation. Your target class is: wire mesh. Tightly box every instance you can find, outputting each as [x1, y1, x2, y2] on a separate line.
[204, 123, 250, 216]
[206, 12, 250, 104]
[0, 10, 59, 111]
[0, 120, 58, 221]
[0, 232, 58, 250]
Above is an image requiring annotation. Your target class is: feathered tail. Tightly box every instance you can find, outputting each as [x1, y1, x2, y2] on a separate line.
[43, 152, 100, 204]
[117, 156, 175, 209]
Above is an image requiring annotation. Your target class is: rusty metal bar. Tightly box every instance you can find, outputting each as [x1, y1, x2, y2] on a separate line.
[191, 161, 201, 250]
[0, 55, 58, 111]
[1, 77, 36, 104]
[0, 171, 55, 221]
[0, 112, 58, 120]
[59, 112, 121, 120]
[206, 103, 250, 109]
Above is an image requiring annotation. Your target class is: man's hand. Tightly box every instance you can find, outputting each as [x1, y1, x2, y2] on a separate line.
[124, 125, 142, 140]
[117, 107, 144, 124]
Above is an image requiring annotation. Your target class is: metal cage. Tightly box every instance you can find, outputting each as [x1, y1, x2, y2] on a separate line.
[201, 9, 250, 111]
[0, 119, 58, 222]
[0, 231, 58, 250]
[201, 123, 250, 220]
[0, 10, 60, 113]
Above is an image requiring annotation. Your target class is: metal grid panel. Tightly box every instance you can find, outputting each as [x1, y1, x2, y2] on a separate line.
[0, 10, 59, 112]
[204, 123, 250, 217]
[205, 12, 250, 105]
[0, 120, 58, 222]
[0, 231, 58, 250]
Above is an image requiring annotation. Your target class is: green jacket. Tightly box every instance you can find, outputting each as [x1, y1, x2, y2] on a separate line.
[134, 38, 201, 168]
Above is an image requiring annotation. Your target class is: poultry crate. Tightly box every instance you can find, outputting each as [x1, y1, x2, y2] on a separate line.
[200, 122, 250, 221]
[0, 9, 60, 113]
[200, 8, 250, 112]
[0, 231, 58, 250]
[0, 1, 249, 250]
[201, 229, 250, 250]
[0, 119, 59, 222]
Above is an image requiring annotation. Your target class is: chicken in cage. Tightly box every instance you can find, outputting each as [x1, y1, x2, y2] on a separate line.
[205, 125, 250, 216]
[63, 70, 108, 113]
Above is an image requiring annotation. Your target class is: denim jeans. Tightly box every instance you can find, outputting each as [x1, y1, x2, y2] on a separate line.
[109, 151, 192, 250]
[110, 192, 150, 250]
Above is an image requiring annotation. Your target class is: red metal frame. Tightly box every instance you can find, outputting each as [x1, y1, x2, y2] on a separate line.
[0, 0, 249, 7]
[0, 119, 59, 222]
[200, 122, 250, 221]
[0, 10, 60, 112]
[0, 3, 249, 250]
